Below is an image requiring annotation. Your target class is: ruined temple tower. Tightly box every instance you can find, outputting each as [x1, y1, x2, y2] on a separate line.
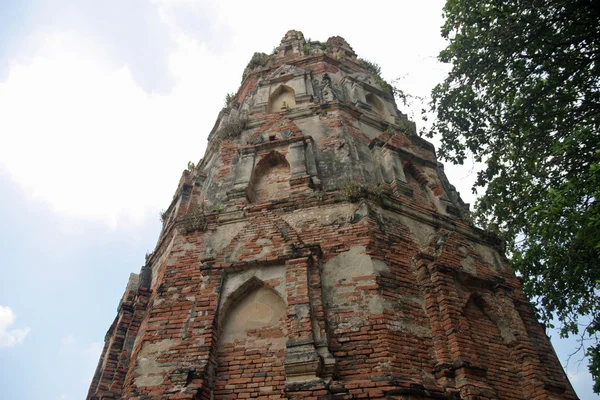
[87, 31, 577, 400]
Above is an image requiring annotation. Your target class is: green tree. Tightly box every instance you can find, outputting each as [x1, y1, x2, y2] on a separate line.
[430, 0, 600, 390]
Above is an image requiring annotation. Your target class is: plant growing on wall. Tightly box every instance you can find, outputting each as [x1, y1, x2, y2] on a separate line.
[224, 92, 237, 108]
[159, 209, 168, 223]
[220, 115, 248, 139]
[242, 52, 273, 79]
[181, 204, 207, 233]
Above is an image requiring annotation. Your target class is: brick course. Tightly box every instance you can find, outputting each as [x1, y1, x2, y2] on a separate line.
[87, 31, 578, 400]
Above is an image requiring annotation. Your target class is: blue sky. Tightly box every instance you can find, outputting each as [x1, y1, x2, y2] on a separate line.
[0, 0, 596, 399]
[0, 173, 156, 398]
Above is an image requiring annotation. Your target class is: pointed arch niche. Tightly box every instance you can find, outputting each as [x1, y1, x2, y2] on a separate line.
[214, 277, 287, 398]
[268, 85, 296, 113]
[248, 151, 291, 203]
[459, 293, 522, 398]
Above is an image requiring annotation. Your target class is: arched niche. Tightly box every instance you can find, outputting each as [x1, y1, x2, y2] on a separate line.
[403, 162, 428, 186]
[366, 93, 385, 117]
[248, 151, 291, 203]
[458, 293, 522, 397]
[220, 280, 287, 343]
[215, 278, 287, 398]
[403, 162, 436, 209]
[268, 85, 296, 113]
[464, 293, 516, 344]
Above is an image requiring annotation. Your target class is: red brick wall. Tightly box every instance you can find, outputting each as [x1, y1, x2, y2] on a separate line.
[215, 286, 287, 399]
[88, 33, 578, 400]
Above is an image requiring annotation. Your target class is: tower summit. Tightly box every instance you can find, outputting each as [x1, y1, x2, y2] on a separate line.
[88, 30, 577, 400]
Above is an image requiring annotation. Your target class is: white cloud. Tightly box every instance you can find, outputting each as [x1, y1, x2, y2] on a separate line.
[83, 341, 103, 360]
[59, 334, 76, 352]
[0, 0, 595, 398]
[0, 0, 484, 226]
[568, 371, 586, 384]
[59, 334, 102, 360]
[56, 334, 104, 390]
[0, 305, 31, 348]
[0, 28, 226, 227]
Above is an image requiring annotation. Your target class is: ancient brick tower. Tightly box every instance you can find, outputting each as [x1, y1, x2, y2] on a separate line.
[87, 31, 577, 400]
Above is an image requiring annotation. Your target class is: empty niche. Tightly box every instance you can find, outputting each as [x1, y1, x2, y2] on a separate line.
[220, 284, 287, 343]
[268, 85, 296, 113]
[248, 151, 291, 203]
[460, 295, 522, 397]
[403, 162, 436, 209]
[365, 93, 385, 117]
[215, 281, 287, 398]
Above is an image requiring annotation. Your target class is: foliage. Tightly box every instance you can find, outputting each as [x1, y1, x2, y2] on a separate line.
[304, 39, 329, 55]
[358, 58, 390, 94]
[242, 52, 272, 79]
[246, 52, 271, 69]
[340, 180, 384, 202]
[224, 92, 237, 108]
[431, 0, 600, 390]
[389, 78, 411, 108]
[187, 161, 195, 172]
[358, 58, 410, 106]
[340, 180, 365, 202]
[370, 183, 384, 199]
[303, 41, 313, 54]
[159, 209, 168, 223]
[395, 118, 415, 135]
[181, 204, 207, 234]
[312, 189, 325, 201]
[219, 115, 248, 139]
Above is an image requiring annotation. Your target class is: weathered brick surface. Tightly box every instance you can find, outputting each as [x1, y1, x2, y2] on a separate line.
[87, 30, 578, 400]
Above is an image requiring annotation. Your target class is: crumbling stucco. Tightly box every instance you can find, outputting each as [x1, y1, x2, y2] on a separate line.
[395, 213, 436, 250]
[134, 339, 177, 387]
[281, 204, 354, 231]
[474, 243, 506, 273]
[221, 286, 286, 342]
[204, 221, 248, 258]
[322, 246, 388, 308]
[222, 265, 286, 304]
[88, 30, 577, 400]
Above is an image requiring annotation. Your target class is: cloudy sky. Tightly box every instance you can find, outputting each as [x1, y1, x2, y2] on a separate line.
[0, 1, 596, 399]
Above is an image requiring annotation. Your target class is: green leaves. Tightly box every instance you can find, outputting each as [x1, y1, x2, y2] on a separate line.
[432, 0, 600, 391]
[358, 58, 393, 95]
[242, 52, 273, 80]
